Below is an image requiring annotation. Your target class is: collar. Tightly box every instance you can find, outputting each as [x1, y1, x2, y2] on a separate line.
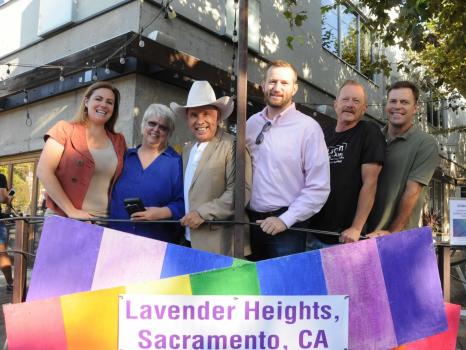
[128, 145, 177, 158]
[260, 103, 296, 123]
[383, 124, 417, 142]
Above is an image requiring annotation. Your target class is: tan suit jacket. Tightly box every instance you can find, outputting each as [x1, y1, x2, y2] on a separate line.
[183, 129, 251, 256]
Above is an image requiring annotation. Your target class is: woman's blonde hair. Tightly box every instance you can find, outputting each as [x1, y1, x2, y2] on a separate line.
[73, 81, 121, 133]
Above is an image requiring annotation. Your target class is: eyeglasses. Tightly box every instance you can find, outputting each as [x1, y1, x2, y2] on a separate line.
[147, 120, 169, 133]
[255, 121, 272, 145]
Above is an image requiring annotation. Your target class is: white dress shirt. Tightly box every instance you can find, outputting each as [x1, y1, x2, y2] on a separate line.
[183, 142, 209, 240]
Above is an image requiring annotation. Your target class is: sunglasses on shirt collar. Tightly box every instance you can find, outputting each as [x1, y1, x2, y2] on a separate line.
[255, 121, 272, 145]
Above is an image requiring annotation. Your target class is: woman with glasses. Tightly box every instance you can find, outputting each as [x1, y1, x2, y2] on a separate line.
[37, 82, 126, 220]
[109, 104, 184, 242]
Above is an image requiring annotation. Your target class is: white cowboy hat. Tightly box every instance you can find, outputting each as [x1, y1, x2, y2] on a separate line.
[170, 80, 234, 120]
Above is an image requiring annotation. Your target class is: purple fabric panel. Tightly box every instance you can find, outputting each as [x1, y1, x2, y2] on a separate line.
[91, 228, 167, 289]
[377, 227, 448, 345]
[26, 216, 103, 301]
[321, 240, 397, 350]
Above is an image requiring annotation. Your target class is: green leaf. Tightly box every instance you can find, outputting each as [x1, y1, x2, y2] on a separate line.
[286, 36, 294, 50]
[295, 14, 308, 27]
[283, 10, 293, 20]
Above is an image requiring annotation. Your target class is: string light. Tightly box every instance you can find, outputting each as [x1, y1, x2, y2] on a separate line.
[105, 61, 110, 74]
[26, 110, 32, 126]
[23, 90, 32, 126]
[0, 0, 173, 85]
[232, 30, 238, 43]
[229, 0, 239, 102]
[164, 4, 176, 19]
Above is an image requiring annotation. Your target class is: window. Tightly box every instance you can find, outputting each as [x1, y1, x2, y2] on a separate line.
[428, 179, 444, 213]
[460, 186, 466, 198]
[0, 153, 43, 252]
[427, 99, 445, 128]
[321, 0, 376, 79]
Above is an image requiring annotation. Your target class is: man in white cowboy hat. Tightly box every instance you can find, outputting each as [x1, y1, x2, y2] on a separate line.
[170, 80, 251, 256]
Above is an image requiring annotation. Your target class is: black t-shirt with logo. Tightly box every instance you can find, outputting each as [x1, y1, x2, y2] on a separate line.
[309, 120, 386, 243]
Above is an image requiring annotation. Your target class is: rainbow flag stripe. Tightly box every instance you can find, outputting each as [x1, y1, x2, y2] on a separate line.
[27, 216, 245, 301]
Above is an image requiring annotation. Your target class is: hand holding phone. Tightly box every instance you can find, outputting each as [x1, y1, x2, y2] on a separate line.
[8, 188, 15, 197]
[124, 198, 145, 216]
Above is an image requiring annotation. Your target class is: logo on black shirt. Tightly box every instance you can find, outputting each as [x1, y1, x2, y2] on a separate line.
[328, 143, 348, 164]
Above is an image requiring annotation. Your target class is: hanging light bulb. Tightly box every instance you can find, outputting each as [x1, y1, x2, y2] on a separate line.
[59, 67, 65, 82]
[119, 56, 126, 65]
[165, 5, 176, 19]
[26, 110, 32, 127]
[92, 72, 98, 81]
[139, 38, 145, 47]
[6, 64, 11, 75]
[105, 63, 110, 74]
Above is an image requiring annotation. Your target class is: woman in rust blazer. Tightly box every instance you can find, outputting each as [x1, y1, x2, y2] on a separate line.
[37, 82, 126, 220]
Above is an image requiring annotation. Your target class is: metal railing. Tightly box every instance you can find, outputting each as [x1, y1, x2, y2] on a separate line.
[3, 215, 463, 304]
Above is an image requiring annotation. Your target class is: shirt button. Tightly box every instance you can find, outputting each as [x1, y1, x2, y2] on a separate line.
[71, 177, 78, 183]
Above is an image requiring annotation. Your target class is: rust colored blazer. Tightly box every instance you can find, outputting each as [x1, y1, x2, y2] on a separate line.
[44, 120, 127, 216]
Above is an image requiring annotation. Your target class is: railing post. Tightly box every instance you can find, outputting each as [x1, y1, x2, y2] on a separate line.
[12, 219, 28, 303]
[437, 243, 450, 302]
[233, 0, 248, 259]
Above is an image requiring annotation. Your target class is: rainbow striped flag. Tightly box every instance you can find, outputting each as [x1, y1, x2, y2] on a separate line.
[5, 221, 448, 349]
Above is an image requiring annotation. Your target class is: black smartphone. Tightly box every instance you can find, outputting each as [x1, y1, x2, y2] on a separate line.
[124, 198, 145, 216]
[8, 188, 15, 197]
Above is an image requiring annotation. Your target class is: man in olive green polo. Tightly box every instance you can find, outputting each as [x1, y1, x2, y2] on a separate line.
[367, 81, 439, 236]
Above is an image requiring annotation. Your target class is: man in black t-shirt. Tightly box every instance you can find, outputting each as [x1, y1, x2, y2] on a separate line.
[0, 172, 13, 291]
[307, 80, 386, 248]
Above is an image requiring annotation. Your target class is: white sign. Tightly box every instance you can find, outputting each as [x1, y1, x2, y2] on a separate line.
[118, 295, 349, 350]
[450, 198, 466, 245]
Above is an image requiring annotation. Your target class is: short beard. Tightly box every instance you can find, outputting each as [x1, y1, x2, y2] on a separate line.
[264, 95, 292, 109]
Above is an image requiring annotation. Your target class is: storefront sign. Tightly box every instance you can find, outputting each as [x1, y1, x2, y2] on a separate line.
[449, 198, 466, 245]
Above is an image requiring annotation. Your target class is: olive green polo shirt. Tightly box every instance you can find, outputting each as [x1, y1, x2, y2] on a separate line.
[367, 124, 439, 232]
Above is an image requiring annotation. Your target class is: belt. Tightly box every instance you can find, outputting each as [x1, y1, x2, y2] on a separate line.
[246, 207, 288, 220]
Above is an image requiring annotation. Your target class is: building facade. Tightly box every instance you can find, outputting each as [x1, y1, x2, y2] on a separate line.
[0, 0, 464, 235]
